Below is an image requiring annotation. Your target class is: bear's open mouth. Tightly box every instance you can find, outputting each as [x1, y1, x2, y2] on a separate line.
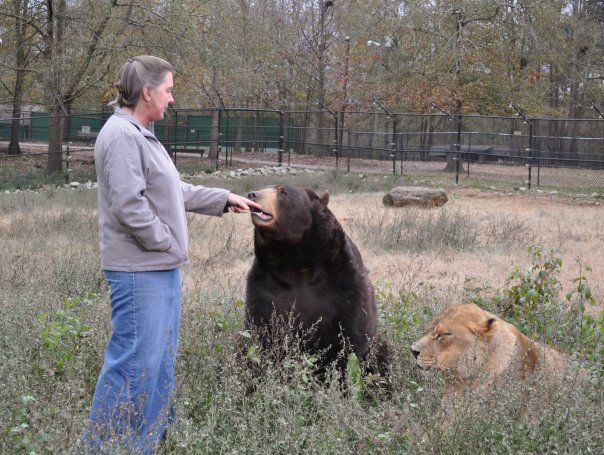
[251, 206, 273, 221]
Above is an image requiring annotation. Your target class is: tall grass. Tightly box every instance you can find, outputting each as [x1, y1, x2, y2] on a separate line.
[0, 179, 601, 453]
[348, 206, 532, 253]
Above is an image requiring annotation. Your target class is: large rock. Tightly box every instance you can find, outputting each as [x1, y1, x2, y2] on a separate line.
[383, 186, 448, 208]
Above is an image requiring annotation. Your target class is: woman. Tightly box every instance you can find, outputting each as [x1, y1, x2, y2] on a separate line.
[86, 55, 260, 452]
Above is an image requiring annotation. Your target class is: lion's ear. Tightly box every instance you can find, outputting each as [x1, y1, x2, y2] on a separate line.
[470, 317, 497, 335]
[479, 317, 497, 335]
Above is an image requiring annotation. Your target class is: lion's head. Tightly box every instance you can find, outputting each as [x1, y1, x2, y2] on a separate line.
[411, 304, 572, 417]
[411, 304, 501, 378]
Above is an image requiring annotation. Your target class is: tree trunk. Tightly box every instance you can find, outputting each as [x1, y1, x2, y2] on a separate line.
[209, 108, 220, 159]
[452, 8, 463, 114]
[234, 113, 242, 153]
[209, 67, 220, 159]
[62, 101, 72, 143]
[315, 0, 330, 157]
[8, 88, 23, 155]
[567, 0, 589, 119]
[8, 0, 28, 155]
[566, 0, 589, 156]
[549, 63, 559, 111]
[444, 149, 464, 173]
[45, 0, 67, 175]
[47, 101, 64, 174]
[244, 99, 252, 152]
[301, 83, 312, 155]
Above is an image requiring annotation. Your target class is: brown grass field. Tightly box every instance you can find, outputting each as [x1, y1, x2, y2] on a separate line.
[0, 175, 602, 453]
[183, 186, 604, 306]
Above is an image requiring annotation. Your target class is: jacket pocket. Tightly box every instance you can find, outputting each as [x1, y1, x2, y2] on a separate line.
[165, 240, 183, 259]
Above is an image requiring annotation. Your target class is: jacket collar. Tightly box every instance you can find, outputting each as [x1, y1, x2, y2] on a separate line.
[114, 107, 157, 140]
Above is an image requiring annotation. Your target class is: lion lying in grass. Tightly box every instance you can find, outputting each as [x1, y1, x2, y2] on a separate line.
[411, 304, 572, 408]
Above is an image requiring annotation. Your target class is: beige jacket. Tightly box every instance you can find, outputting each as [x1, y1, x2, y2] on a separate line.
[94, 108, 229, 271]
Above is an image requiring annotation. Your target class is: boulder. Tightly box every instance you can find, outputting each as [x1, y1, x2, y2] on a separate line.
[383, 186, 448, 208]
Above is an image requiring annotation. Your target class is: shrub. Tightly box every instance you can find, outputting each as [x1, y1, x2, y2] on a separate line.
[36, 294, 95, 378]
[467, 246, 603, 366]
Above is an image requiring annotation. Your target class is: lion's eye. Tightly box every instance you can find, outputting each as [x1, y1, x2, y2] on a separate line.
[437, 332, 452, 339]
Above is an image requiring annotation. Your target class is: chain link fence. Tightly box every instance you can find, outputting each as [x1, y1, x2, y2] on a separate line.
[1, 108, 603, 190]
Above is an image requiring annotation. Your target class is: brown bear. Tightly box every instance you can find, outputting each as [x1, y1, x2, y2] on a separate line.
[245, 184, 378, 369]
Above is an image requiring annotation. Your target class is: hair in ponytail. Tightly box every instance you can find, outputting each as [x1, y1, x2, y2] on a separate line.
[110, 55, 173, 108]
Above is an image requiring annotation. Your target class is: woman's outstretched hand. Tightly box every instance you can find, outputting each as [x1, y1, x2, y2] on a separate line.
[226, 193, 262, 213]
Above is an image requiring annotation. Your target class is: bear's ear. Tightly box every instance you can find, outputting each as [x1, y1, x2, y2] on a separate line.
[318, 190, 330, 206]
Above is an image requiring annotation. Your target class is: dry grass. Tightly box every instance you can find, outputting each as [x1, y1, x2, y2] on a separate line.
[0, 177, 601, 453]
[330, 188, 604, 306]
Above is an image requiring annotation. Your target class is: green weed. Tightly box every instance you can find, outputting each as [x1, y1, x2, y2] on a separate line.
[36, 294, 95, 378]
[467, 246, 603, 365]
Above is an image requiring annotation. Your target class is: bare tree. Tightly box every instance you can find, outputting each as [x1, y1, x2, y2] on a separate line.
[0, 0, 40, 155]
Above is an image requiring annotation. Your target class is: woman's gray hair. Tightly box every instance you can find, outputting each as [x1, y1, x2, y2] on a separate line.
[110, 55, 173, 108]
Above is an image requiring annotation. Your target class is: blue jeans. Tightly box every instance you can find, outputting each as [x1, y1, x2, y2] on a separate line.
[86, 269, 181, 453]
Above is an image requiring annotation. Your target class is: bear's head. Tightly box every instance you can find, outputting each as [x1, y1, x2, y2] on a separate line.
[247, 185, 330, 244]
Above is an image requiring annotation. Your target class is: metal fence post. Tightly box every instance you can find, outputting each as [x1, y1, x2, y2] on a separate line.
[65, 142, 71, 184]
[334, 113, 339, 170]
[392, 113, 397, 175]
[64, 109, 72, 184]
[173, 109, 178, 165]
[346, 127, 351, 173]
[466, 130, 471, 176]
[510, 103, 534, 189]
[338, 109, 345, 172]
[400, 132, 404, 176]
[278, 111, 284, 166]
[398, 126, 405, 177]
[527, 120, 534, 189]
[215, 108, 222, 171]
[455, 114, 462, 185]
[225, 109, 231, 166]
[287, 112, 292, 167]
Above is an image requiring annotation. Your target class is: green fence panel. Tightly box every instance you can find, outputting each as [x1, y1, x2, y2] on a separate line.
[30, 112, 50, 141]
[68, 112, 105, 140]
[0, 123, 27, 140]
[221, 114, 240, 147]
[183, 114, 213, 144]
[263, 116, 280, 149]
[154, 116, 169, 142]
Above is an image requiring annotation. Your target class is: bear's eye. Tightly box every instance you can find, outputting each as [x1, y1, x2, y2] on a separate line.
[279, 188, 287, 196]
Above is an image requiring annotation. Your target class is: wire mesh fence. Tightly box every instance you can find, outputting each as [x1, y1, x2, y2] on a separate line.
[1, 108, 603, 190]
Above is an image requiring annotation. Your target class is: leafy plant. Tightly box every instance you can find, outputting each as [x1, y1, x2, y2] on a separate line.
[375, 280, 433, 341]
[468, 246, 602, 365]
[501, 245, 563, 339]
[345, 353, 364, 401]
[6, 395, 49, 453]
[37, 293, 94, 377]
[565, 258, 603, 364]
